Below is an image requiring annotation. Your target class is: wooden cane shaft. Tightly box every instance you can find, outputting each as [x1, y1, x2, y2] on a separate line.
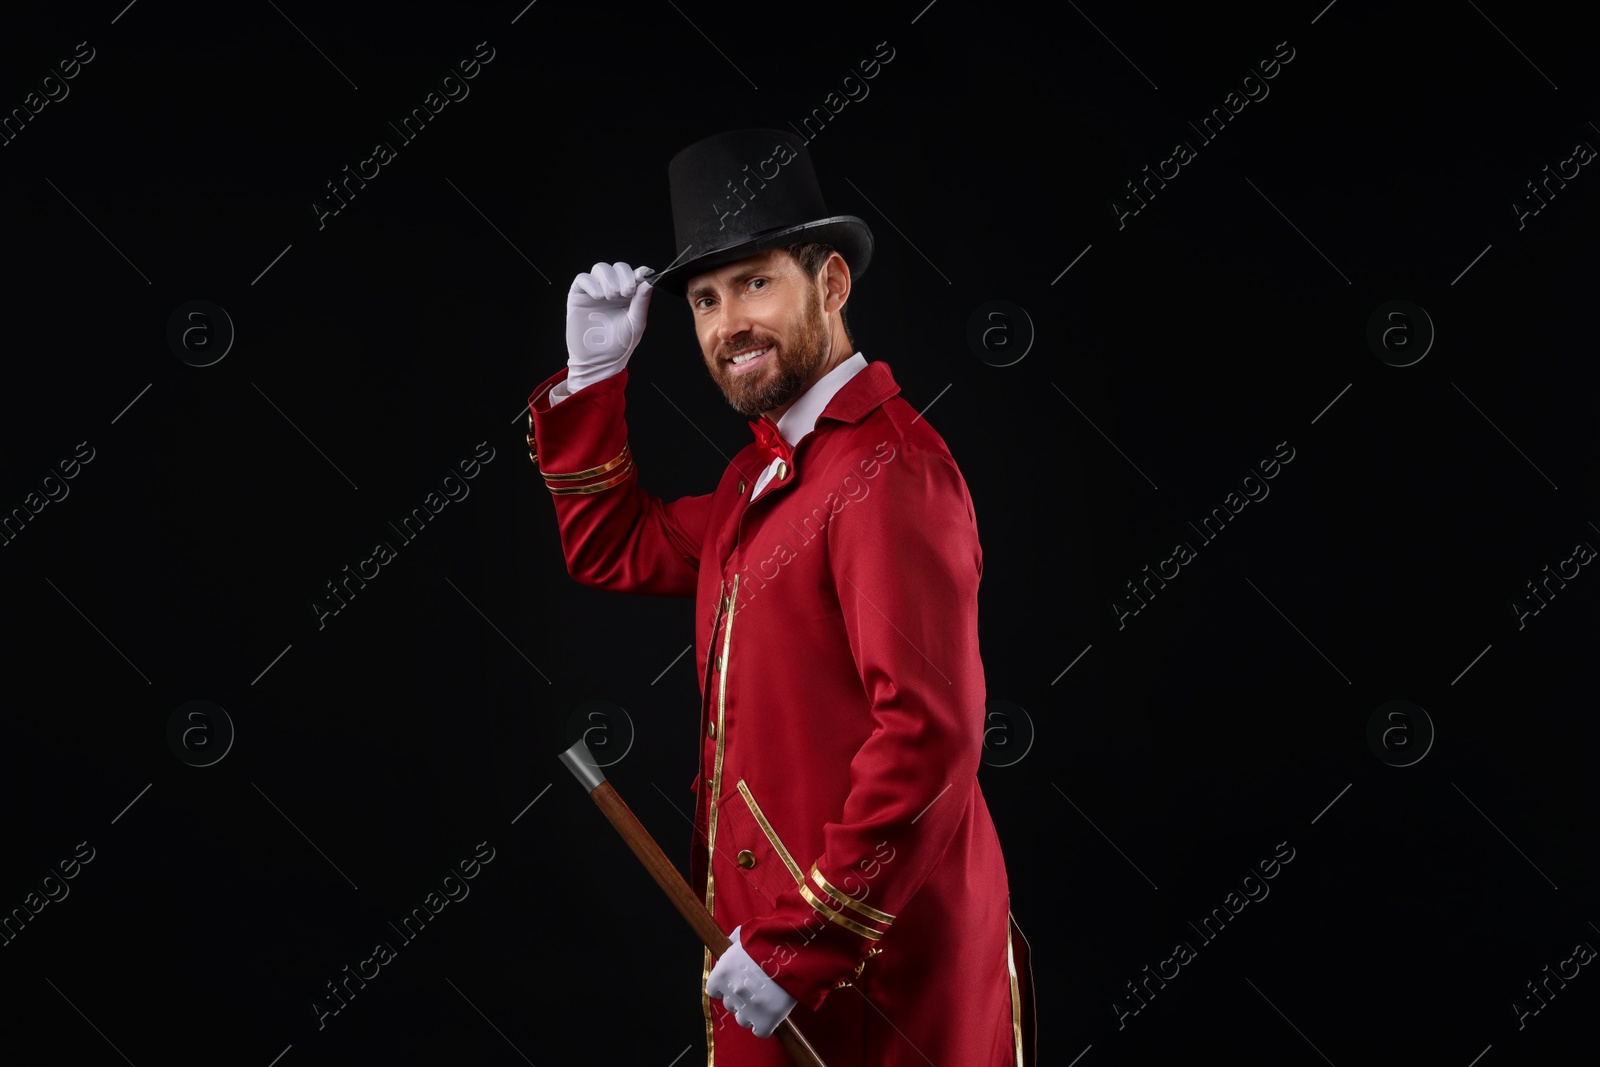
[586, 780, 828, 1067]
[773, 1013, 829, 1065]
[590, 780, 730, 954]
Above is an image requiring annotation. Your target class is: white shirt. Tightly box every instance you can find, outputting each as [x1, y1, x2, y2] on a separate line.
[549, 352, 870, 502]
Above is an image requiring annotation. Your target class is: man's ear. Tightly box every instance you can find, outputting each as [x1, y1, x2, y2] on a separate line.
[821, 252, 851, 314]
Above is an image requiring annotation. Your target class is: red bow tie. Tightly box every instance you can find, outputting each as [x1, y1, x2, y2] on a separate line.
[748, 415, 794, 466]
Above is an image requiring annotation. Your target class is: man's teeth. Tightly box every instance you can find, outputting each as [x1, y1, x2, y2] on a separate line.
[731, 346, 769, 365]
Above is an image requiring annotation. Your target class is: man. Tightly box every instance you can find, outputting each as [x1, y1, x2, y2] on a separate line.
[526, 129, 1035, 1066]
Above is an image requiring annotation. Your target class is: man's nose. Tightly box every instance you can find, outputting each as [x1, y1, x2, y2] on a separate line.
[716, 307, 753, 345]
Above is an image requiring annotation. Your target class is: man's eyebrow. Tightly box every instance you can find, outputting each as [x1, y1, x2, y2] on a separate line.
[687, 264, 773, 301]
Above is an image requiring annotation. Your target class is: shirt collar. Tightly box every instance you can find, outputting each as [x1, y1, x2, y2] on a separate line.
[771, 352, 868, 447]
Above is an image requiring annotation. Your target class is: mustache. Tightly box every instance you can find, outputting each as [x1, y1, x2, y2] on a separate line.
[718, 335, 779, 361]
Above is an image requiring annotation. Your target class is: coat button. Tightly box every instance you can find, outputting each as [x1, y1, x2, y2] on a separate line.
[737, 850, 756, 869]
[738, 480, 746, 494]
[707, 720, 716, 739]
[774, 460, 788, 480]
[715, 653, 723, 672]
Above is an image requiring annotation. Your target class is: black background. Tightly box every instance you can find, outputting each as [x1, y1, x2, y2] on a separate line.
[1, 1, 1595, 1064]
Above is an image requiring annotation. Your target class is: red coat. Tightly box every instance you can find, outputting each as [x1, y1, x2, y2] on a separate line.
[528, 359, 1037, 1066]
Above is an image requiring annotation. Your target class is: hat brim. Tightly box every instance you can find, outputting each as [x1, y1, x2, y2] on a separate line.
[647, 216, 873, 296]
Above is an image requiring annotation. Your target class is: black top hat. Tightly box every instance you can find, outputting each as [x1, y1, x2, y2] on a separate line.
[648, 129, 874, 296]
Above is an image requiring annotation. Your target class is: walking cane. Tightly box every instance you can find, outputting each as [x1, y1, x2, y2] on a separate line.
[559, 737, 829, 1067]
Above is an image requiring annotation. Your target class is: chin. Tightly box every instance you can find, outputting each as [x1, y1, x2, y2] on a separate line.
[726, 392, 772, 419]
[726, 385, 791, 419]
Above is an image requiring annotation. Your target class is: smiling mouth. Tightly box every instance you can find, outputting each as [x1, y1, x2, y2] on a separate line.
[726, 345, 773, 371]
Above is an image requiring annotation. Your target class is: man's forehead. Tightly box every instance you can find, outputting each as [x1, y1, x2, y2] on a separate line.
[685, 249, 790, 296]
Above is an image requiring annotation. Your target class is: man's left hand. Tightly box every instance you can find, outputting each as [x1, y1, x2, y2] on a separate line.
[706, 926, 797, 1038]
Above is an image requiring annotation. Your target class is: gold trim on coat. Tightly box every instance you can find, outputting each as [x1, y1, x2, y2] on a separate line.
[799, 883, 886, 940]
[735, 779, 805, 886]
[545, 459, 635, 495]
[1007, 916, 1024, 1067]
[540, 441, 630, 481]
[707, 575, 738, 912]
[701, 946, 715, 1067]
[809, 864, 898, 926]
[701, 575, 738, 1064]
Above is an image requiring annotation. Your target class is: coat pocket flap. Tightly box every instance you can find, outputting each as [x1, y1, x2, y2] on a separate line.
[713, 778, 806, 910]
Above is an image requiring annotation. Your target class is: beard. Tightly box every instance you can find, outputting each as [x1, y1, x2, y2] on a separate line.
[707, 295, 832, 418]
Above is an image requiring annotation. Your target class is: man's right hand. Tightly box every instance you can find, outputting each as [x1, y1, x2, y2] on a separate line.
[564, 261, 653, 393]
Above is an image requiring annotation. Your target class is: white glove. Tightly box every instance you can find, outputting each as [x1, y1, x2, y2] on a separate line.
[705, 925, 797, 1039]
[563, 261, 653, 394]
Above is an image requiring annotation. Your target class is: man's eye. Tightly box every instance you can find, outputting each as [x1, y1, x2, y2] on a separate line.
[749, 278, 767, 290]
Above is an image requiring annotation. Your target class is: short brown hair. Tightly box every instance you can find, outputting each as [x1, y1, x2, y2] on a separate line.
[782, 242, 853, 347]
